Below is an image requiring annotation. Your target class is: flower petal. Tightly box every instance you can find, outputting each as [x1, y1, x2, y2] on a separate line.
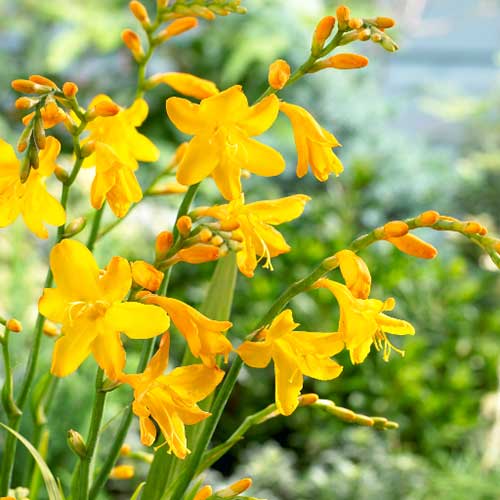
[377, 313, 415, 336]
[244, 195, 310, 225]
[273, 343, 303, 416]
[240, 94, 280, 136]
[199, 85, 248, 123]
[240, 137, 285, 177]
[176, 135, 220, 186]
[166, 97, 208, 135]
[237, 340, 272, 368]
[167, 364, 224, 403]
[99, 256, 132, 303]
[38, 288, 68, 323]
[91, 332, 126, 380]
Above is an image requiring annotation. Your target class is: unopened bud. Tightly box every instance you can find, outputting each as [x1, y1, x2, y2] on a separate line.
[29, 75, 57, 89]
[19, 155, 31, 183]
[354, 414, 374, 426]
[34, 118, 46, 149]
[216, 478, 253, 498]
[176, 215, 192, 237]
[190, 6, 216, 20]
[387, 234, 438, 259]
[67, 429, 87, 458]
[380, 35, 399, 52]
[463, 221, 484, 234]
[299, 393, 319, 406]
[330, 405, 356, 422]
[175, 244, 220, 264]
[198, 228, 213, 243]
[120, 443, 132, 456]
[12, 79, 51, 94]
[149, 182, 188, 195]
[62, 81, 79, 98]
[312, 16, 336, 55]
[348, 17, 363, 30]
[110, 465, 135, 480]
[43, 320, 60, 338]
[371, 416, 388, 429]
[129, 1, 150, 25]
[357, 28, 371, 41]
[54, 165, 69, 183]
[29, 144, 39, 170]
[17, 126, 32, 153]
[63, 216, 87, 238]
[374, 16, 396, 29]
[194, 485, 213, 500]
[210, 235, 224, 247]
[494, 241, 500, 254]
[88, 101, 120, 119]
[383, 220, 409, 238]
[156, 230, 174, 260]
[132, 261, 164, 291]
[219, 220, 240, 231]
[15, 97, 37, 110]
[6, 319, 22, 333]
[416, 210, 440, 226]
[321, 53, 369, 70]
[80, 141, 96, 158]
[370, 33, 382, 43]
[336, 5, 351, 30]
[121, 29, 145, 60]
[268, 59, 291, 90]
[158, 17, 198, 42]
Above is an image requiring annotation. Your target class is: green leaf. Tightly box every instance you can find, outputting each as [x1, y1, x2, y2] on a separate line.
[0, 423, 63, 500]
[131, 481, 146, 500]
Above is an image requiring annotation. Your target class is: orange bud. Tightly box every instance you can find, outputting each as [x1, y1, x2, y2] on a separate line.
[175, 244, 220, 264]
[121, 29, 144, 59]
[217, 478, 252, 497]
[132, 261, 164, 291]
[219, 220, 240, 231]
[41, 102, 67, 128]
[6, 318, 22, 333]
[387, 234, 438, 259]
[43, 320, 60, 338]
[151, 72, 219, 99]
[90, 101, 120, 118]
[463, 221, 484, 234]
[198, 228, 213, 242]
[15, 97, 37, 110]
[383, 220, 409, 238]
[268, 59, 291, 90]
[11, 79, 38, 93]
[29, 74, 57, 88]
[129, 1, 150, 24]
[357, 28, 371, 41]
[156, 230, 174, 259]
[312, 16, 336, 53]
[348, 17, 363, 29]
[374, 16, 396, 29]
[193, 485, 213, 500]
[62, 81, 79, 98]
[110, 465, 134, 480]
[417, 210, 439, 226]
[120, 443, 132, 456]
[336, 5, 351, 29]
[210, 235, 224, 246]
[22, 111, 35, 127]
[324, 53, 369, 70]
[150, 182, 188, 195]
[299, 393, 319, 406]
[176, 215, 192, 237]
[494, 241, 500, 254]
[158, 17, 198, 41]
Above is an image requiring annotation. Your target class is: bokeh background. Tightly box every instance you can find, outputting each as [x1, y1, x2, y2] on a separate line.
[1, 0, 500, 498]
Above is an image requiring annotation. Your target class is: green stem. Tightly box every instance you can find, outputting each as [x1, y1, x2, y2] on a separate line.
[86, 205, 105, 251]
[77, 368, 107, 500]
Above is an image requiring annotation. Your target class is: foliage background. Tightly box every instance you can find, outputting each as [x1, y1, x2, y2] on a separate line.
[0, 0, 499, 498]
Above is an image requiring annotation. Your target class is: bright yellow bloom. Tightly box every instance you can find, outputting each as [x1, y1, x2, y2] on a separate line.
[237, 309, 343, 416]
[166, 85, 284, 200]
[150, 72, 219, 99]
[195, 194, 310, 277]
[0, 136, 65, 238]
[144, 295, 232, 367]
[83, 95, 159, 217]
[279, 102, 343, 181]
[335, 249, 371, 299]
[121, 334, 224, 458]
[315, 278, 415, 364]
[39, 239, 170, 379]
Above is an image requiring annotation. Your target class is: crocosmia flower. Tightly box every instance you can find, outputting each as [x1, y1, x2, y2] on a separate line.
[83, 95, 159, 217]
[121, 334, 224, 459]
[195, 194, 310, 277]
[315, 278, 415, 364]
[39, 239, 170, 379]
[237, 309, 343, 416]
[0, 136, 65, 238]
[280, 101, 343, 181]
[166, 85, 285, 200]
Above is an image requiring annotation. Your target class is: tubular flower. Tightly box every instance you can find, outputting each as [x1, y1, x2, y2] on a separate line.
[0, 136, 65, 238]
[38, 239, 170, 379]
[237, 309, 343, 416]
[83, 95, 159, 217]
[279, 102, 343, 181]
[121, 334, 224, 459]
[335, 249, 371, 299]
[195, 194, 310, 277]
[166, 85, 285, 200]
[144, 295, 232, 367]
[314, 278, 415, 364]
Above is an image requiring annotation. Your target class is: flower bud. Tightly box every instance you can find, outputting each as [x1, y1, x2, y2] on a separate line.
[216, 478, 253, 498]
[34, 118, 46, 149]
[121, 29, 144, 60]
[321, 53, 369, 70]
[380, 35, 399, 52]
[29, 74, 57, 89]
[67, 429, 87, 458]
[43, 320, 60, 338]
[354, 414, 375, 426]
[132, 261, 164, 291]
[110, 465, 135, 480]
[156, 230, 174, 260]
[374, 16, 396, 29]
[19, 155, 31, 183]
[17, 126, 32, 153]
[63, 216, 87, 238]
[348, 17, 363, 30]
[219, 220, 240, 231]
[158, 17, 198, 42]
[416, 210, 440, 226]
[54, 165, 69, 183]
[149, 182, 188, 195]
[463, 221, 484, 234]
[88, 101, 120, 119]
[190, 6, 217, 20]
[327, 404, 356, 422]
[210, 235, 224, 247]
[312, 16, 336, 55]
[357, 28, 371, 41]
[129, 1, 150, 25]
[383, 220, 409, 238]
[62, 81, 79, 98]
[198, 228, 213, 242]
[176, 215, 192, 237]
[299, 393, 319, 406]
[15, 97, 37, 110]
[41, 102, 67, 128]
[175, 244, 220, 264]
[6, 319, 22, 333]
[494, 241, 500, 254]
[268, 59, 291, 90]
[371, 33, 382, 43]
[336, 5, 351, 30]
[120, 443, 132, 456]
[371, 416, 388, 429]
[387, 234, 438, 259]
[194, 485, 213, 500]
[11, 79, 52, 94]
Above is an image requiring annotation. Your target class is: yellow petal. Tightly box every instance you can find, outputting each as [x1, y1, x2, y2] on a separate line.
[123, 98, 149, 127]
[297, 354, 343, 381]
[106, 167, 143, 218]
[37, 136, 61, 177]
[236, 340, 272, 368]
[144, 333, 170, 380]
[156, 72, 219, 99]
[377, 313, 415, 336]
[240, 137, 285, 177]
[244, 195, 310, 225]
[139, 415, 157, 447]
[131, 261, 164, 291]
[0, 138, 20, 168]
[176, 135, 220, 185]
[240, 94, 280, 136]
[267, 309, 299, 340]
[211, 158, 242, 201]
[91, 332, 126, 380]
[38, 288, 68, 323]
[127, 130, 160, 163]
[166, 97, 208, 135]
[335, 249, 371, 299]
[99, 256, 132, 303]
[289, 331, 344, 357]
[105, 302, 170, 339]
[199, 85, 248, 123]
[50, 239, 100, 301]
[167, 364, 224, 403]
[272, 343, 302, 416]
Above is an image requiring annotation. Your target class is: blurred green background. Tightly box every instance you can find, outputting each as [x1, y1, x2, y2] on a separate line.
[1, 0, 499, 499]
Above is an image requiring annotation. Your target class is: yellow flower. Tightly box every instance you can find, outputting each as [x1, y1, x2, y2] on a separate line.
[0, 136, 65, 238]
[315, 278, 415, 364]
[121, 334, 224, 459]
[237, 309, 343, 416]
[195, 194, 310, 277]
[144, 295, 232, 367]
[335, 249, 371, 299]
[279, 102, 343, 181]
[83, 95, 159, 217]
[149, 72, 219, 99]
[166, 85, 285, 200]
[38, 239, 170, 379]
